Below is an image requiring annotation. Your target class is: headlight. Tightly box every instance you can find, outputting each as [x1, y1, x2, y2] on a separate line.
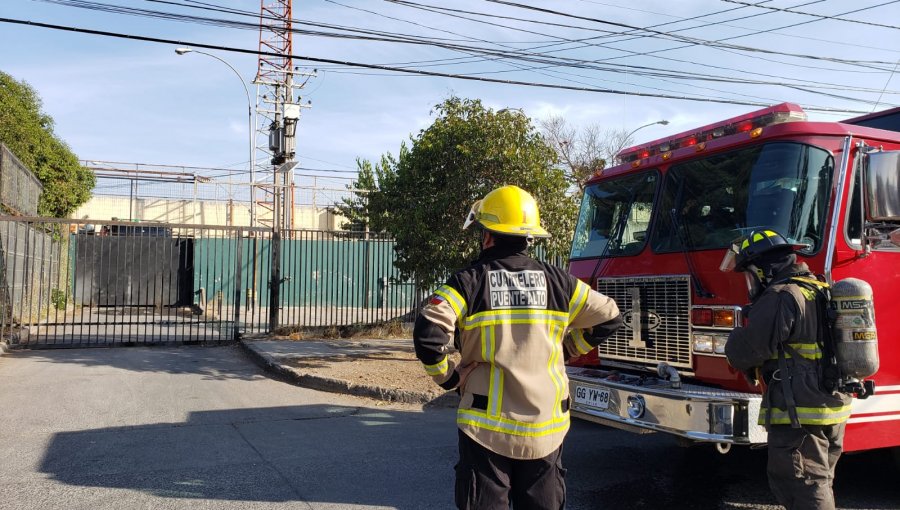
[693, 334, 714, 353]
[713, 335, 729, 354]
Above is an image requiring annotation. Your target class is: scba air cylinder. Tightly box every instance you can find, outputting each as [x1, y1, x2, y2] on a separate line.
[831, 278, 879, 379]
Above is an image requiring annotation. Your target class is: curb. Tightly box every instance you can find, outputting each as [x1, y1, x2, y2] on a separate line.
[238, 339, 458, 407]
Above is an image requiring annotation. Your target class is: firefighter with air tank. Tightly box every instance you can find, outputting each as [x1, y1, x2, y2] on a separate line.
[721, 229, 879, 510]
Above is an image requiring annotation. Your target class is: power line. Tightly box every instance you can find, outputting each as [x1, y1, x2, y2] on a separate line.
[299, 155, 358, 170]
[576, 0, 898, 54]
[27, 0, 900, 111]
[722, 0, 900, 30]
[481, 0, 899, 69]
[611, 0, 900, 74]
[82, 159, 246, 174]
[384, 0, 893, 77]
[2, 16, 875, 113]
[36, 0, 900, 84]
[374, 0, 898, 105]
[873, 60, 900, 111]
[301, 0, 899, 110]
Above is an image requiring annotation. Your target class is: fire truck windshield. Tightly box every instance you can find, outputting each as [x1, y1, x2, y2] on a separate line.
[570, 142, 833, 259]
[653, 142, 832, 253]
[570, 171, 658, 259]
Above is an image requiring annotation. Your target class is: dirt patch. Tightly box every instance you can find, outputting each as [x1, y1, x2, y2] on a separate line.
[274, 320, 411, 341]
[272, 333, 460, 400]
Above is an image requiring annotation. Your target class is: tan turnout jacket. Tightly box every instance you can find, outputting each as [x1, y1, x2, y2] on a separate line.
[413, 245, 622, 460]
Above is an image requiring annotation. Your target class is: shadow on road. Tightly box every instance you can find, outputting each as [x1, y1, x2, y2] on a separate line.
[35, 401, 900, 509]
[564, 419, 900, 510]
[37, 404, 459, 507]
[8, 344, 266, 381]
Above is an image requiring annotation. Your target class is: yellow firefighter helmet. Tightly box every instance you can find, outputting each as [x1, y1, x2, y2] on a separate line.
[463, 185, 550, 239]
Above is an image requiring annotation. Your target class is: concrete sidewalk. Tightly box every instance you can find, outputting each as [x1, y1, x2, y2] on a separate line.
[240, 337, 459, 406]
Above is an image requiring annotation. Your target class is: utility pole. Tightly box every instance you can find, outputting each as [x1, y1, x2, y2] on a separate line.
[253, 0, 314, 231]
[254, 0, 314, 331]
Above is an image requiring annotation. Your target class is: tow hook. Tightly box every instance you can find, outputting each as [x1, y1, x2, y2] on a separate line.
[656, 362, 682, 389]
[716, 442, 732, 454]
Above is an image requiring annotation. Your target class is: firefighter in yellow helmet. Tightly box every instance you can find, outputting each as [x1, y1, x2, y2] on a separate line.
[722, 229, 852, 510]
[414, 185, 623, 509]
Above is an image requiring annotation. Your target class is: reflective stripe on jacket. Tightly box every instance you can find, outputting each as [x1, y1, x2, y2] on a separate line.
[724, 263, 851, 428]
[413, 245, 622, 460]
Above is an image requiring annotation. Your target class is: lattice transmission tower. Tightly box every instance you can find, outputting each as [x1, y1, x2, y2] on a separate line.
[253, 0, 313, 230]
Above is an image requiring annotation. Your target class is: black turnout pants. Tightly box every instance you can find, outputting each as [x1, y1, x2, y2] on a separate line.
[455, 430, 566, 510]
[767, 422, 846, 510]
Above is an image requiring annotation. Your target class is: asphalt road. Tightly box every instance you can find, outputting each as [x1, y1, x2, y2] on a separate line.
[0, 345, 897, 510]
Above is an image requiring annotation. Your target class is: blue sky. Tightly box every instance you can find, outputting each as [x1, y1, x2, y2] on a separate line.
[2, 0, 899, 200]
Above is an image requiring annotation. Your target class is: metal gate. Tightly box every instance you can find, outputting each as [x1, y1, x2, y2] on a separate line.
[0, 217, 273, 347]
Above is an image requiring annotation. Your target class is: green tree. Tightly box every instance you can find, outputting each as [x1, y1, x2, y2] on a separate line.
[356, 97, 577, 289]
[335, 157, 379, 232]
[0, 71, 94, 217]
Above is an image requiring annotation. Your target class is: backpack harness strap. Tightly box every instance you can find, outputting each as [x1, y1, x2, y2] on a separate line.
[768, 343, 803, 429]
[765, 275, 832, 430]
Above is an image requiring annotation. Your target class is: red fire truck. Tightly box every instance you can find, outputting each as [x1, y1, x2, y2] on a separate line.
[566, 102, 899, 453]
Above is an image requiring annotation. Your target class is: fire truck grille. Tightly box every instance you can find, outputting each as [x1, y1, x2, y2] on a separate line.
[595, 275, 692, 369]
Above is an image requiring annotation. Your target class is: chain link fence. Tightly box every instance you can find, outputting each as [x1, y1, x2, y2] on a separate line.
[0, 144, 43, 216]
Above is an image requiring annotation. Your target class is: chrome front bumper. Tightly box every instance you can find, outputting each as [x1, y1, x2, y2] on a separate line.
[568, 366, 767, 445]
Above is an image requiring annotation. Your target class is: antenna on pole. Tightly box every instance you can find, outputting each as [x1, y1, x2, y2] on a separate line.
[254, 0, 315, 231]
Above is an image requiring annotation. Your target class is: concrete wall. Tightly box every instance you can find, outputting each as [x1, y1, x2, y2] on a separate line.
[71, 196, 345, 230]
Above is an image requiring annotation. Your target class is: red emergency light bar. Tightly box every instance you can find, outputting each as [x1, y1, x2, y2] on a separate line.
[618, 103, 807, 165]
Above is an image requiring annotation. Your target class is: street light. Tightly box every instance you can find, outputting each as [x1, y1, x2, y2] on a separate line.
[175, 47, 256, 227]
[624, 119, 669, 142]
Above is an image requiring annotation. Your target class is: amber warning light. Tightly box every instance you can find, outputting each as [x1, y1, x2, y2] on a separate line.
[618, 103, 807, 165]
[691, 307, 737, 328]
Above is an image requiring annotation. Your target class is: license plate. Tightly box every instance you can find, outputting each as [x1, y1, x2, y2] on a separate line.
[573, 385, 610, 410]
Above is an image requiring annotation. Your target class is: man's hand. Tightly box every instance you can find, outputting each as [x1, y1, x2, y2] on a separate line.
[456, 361, 478, 391]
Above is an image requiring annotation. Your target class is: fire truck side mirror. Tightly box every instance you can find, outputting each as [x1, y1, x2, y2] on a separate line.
[864, 151, 900, 223]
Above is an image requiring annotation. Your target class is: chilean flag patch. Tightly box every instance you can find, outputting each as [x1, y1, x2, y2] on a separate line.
[429, 295, 445, 306]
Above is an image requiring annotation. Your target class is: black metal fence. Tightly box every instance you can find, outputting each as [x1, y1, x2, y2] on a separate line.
[0, 218, 274, 347]
[0, 218, 427, 347]
[0, 216, 568, 348]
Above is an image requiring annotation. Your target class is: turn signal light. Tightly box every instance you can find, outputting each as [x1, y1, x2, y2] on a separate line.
[692, 307, 737, 327]
[713, 309, 736, 328]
